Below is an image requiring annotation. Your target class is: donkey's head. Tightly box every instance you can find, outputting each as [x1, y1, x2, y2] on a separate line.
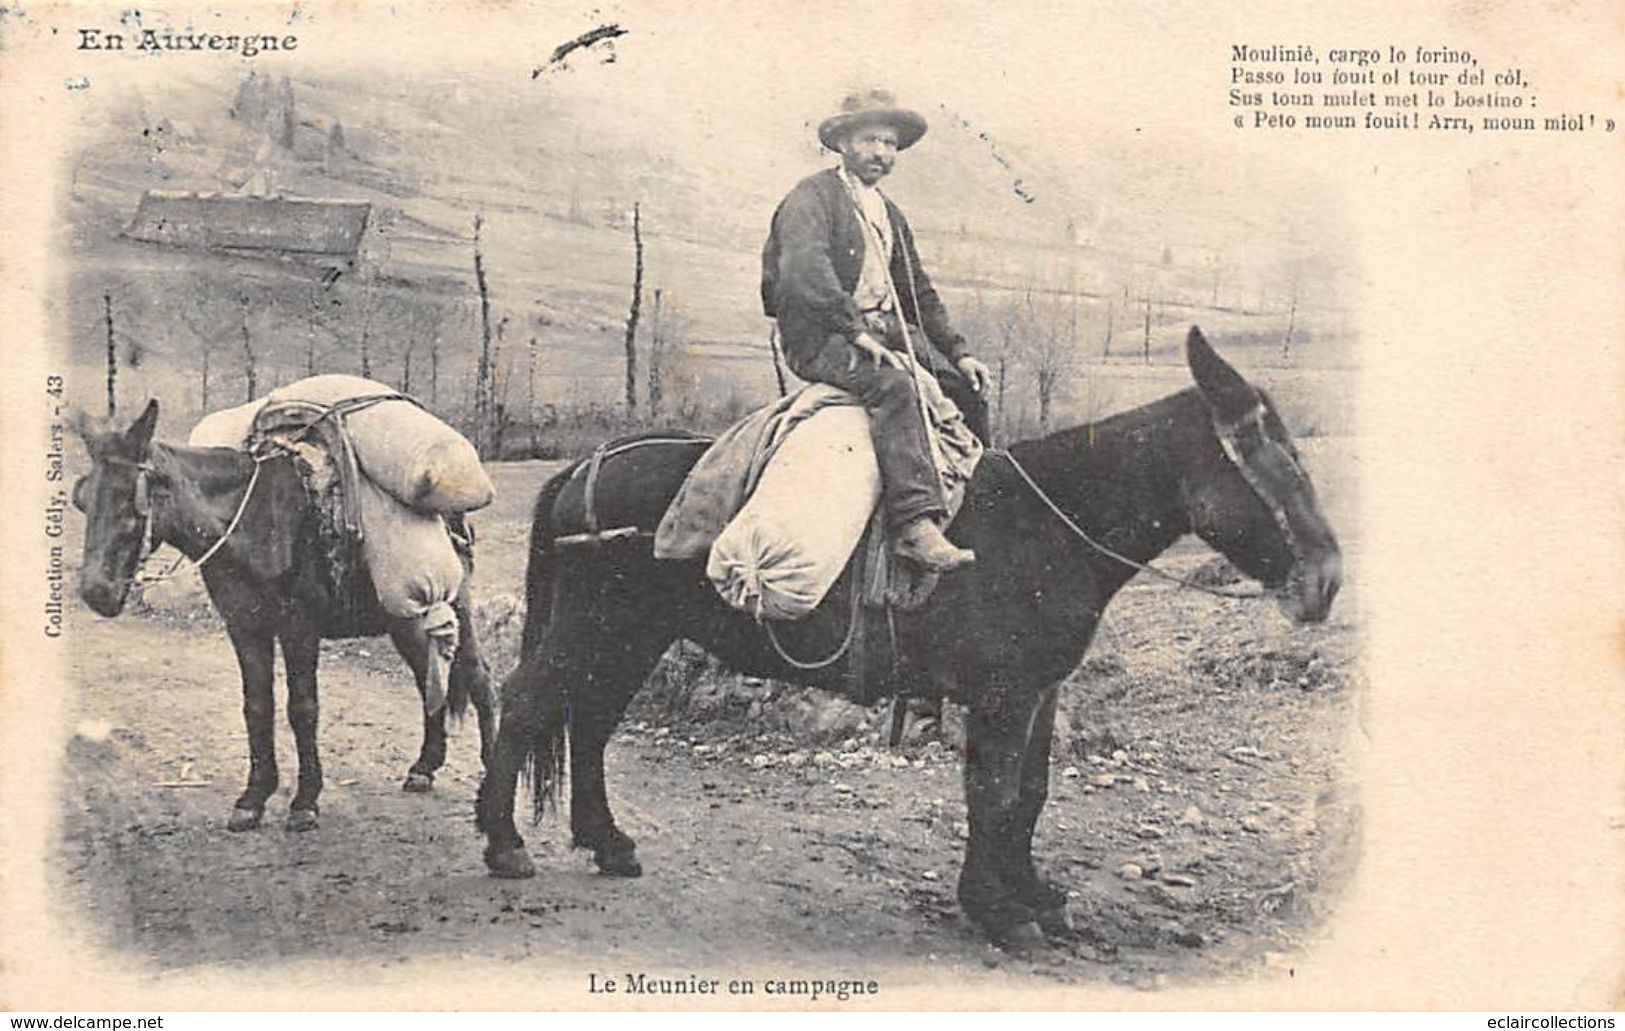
[1180, 329, 1341, 623]
[74, 400, 161, 618]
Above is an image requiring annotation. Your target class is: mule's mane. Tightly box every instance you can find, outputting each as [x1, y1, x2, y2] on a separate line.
[1007, 388, 1205, 494]
[998, 387, 1210, 585]
[149, 439, 258, 493]
[1011, 386, 1204, 455]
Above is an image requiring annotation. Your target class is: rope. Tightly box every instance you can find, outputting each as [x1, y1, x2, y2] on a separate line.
[765, 569, 863, 671]
[130, 448, 274, 592]
[843, 175, 949, 506]
[127, 396, 427, 594]
[997, 448, 1265, 601]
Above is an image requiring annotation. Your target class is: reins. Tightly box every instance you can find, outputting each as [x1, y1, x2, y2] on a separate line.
[996, 447, 1263, 601]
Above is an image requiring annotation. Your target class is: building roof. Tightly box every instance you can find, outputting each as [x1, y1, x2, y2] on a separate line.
[123, 191, 371, 261]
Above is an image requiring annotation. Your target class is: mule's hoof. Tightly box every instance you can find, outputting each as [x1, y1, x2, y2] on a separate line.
[595, 849, 643, 878]
[485, 847, 536, 879]
[227, 807, 264, 832]
[402, 771, 434, 793]
[993, 921, 1049, 956]
[1036, 904, 1075, 938]
[284, 808, 319, 832]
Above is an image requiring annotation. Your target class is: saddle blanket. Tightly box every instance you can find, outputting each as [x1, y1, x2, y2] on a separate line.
[655, 372, 982, 621]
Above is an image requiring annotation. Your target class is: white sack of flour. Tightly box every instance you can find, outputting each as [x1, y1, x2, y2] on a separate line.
[706, 404, 880, 621]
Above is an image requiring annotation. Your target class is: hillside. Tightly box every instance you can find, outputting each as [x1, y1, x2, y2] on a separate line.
[62, 67, 1357, 445]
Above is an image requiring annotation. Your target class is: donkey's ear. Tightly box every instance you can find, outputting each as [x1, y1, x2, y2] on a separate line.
[1187, 327, 1257, 420]
[126, 399, 160, 452]
[71, 407, 97, 442]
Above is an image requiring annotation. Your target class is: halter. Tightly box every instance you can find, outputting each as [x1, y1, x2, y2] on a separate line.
[998, 402, 1310, 601]
[99, 448, 272, 594]
[1212, 403, 1312, 566]
[100, 454, 160, 567]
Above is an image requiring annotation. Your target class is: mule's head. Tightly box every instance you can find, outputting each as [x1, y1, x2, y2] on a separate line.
[1182, 329, 1341, 623]
[73, 400, 161, 618]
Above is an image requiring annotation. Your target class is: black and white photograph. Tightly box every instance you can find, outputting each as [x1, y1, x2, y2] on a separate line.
[0, 0, 1618, 1013]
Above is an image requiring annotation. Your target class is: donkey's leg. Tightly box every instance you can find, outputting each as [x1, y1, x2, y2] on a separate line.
[280, 620, 323, 831]
[1007, 685, 1071, 936]
[386, 619, 447, 793]
[958, 692, 1050, 952]
[450, 589, 497, 771]
[225, 623, 277, 832]
[477, 641, 567, 879]
[567, 625, 672, 878]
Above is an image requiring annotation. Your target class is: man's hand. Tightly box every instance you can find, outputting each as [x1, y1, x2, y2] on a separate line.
[956, 355, 992, 394]
[850, 332, 904, 371]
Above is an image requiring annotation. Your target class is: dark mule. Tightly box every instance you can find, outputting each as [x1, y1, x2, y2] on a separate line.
[75, 400, 497, 832]
[476, 329, 1341, 949]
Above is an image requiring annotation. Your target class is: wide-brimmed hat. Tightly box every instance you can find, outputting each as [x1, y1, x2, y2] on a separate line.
[817, 89, 928, 151]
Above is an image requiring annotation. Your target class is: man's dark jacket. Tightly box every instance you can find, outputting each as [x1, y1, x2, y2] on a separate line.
[761, 168, 968, 370]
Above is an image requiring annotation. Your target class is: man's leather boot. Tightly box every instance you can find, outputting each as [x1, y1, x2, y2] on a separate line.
[894, 517, 975, 572]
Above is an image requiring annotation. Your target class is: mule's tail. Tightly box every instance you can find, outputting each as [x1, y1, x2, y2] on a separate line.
[515, 648, 569, 825]
[521, 464, 574, 658]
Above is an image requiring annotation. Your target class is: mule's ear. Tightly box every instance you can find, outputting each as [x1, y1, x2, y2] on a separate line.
[71, 407, 98, 442]
[126, 399, 160, 452]
[1187, 327, 1258, 420]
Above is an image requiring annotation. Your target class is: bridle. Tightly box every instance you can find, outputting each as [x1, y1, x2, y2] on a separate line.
[1211, 402, 1313, 569]
[95, 447, 271, 594]
[998, 402, 1311, 601]
[97, 454, 160, 568]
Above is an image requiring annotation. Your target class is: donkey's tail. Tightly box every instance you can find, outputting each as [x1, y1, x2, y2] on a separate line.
[521, 464, 574, 658]
[515, 648, 569, 826]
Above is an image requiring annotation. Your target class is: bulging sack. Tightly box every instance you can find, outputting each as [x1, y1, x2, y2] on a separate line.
[188, 398, 264, 449]
[355, 475, 464, 713]
[267, 375, 494, 514]
[354, 475, 465, 622]
[706, 404, 880, 620]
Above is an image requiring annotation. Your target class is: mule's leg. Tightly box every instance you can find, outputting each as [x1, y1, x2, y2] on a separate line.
[386, 619, 447, 793]
[280, 622, 323, 831]
[477, 643, 563, 879]
[958, 694, 1050, 952]
[451, 591, 497, 771]
[225, 625, 277, 832]
[1007, 685, 1071, 936]
[567, 627, 672, 878]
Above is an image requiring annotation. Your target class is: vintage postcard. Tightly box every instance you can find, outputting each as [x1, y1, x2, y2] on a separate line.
[0, 0, 1618, 1013]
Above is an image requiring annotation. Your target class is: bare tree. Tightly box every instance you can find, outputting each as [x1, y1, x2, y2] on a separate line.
[526, 332, 542, 454]
[1020, 289, 1076, 435]
[1283, 291, 1298, 361]
[1102, 295, 1115, 357]
[1142, 291, 1152, 365]
[472, 213, 495, 456]
[623, 201, 643, 415]
[358, 276, 375, 379]
[647, 287, 689, 421]
[239, 290, 259, 401]
[429, 334, 441, 407]
[305, 286, 321, 375]
[648, 287, 664, 419]
[177, 306, 221, 412]
[993, 294, 1024, 438]
[103, 294, 117, 417]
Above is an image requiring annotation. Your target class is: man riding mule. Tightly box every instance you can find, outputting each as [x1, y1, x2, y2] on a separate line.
[762, 88, 993, 573]
[476, 328, 1341, 952]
